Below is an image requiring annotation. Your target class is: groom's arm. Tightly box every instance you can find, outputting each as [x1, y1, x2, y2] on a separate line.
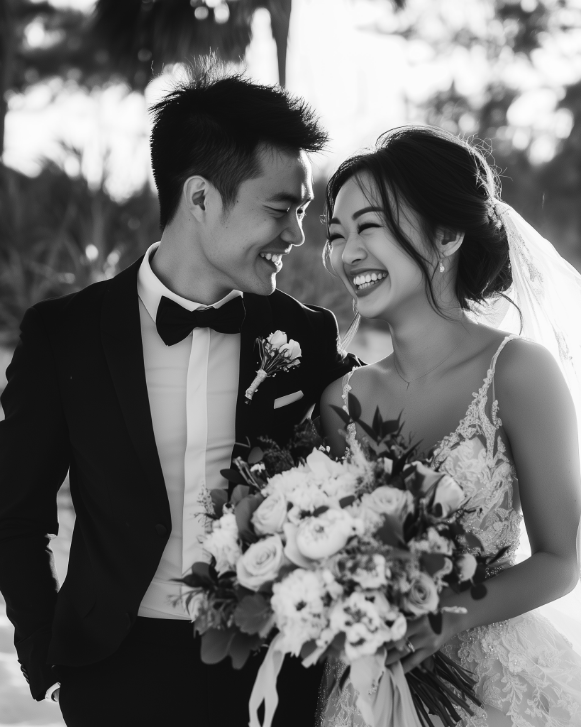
[0, 306, 69, 699]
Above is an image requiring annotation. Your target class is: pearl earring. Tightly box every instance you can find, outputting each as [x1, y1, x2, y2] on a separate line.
[439, 261, 445, 273]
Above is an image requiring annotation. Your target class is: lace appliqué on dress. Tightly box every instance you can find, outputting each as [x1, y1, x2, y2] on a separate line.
[321, 335, 581, 727]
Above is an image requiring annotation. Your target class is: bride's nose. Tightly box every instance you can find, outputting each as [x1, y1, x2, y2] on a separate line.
[342, 233, 367, 266]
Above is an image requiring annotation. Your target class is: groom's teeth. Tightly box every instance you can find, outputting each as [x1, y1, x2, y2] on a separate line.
[260, 253, 282, 264]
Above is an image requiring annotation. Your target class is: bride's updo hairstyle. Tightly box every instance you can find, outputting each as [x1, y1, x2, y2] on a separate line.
[324, 125, 511, 316]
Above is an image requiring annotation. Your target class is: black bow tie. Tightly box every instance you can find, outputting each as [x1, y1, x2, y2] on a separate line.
[155, 295, 246, 346]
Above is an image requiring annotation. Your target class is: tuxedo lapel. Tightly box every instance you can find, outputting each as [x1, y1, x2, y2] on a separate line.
[100, 258, 169, 516]
[233, 294, 275, 461]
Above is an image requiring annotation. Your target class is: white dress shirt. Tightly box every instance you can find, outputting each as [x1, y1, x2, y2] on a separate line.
[137, 242, 241, 619]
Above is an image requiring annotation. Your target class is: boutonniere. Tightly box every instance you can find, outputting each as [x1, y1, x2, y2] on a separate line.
[245, 330, 302, 403]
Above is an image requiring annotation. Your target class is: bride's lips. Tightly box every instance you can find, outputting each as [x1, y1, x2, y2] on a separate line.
[350, 269, 389, 297]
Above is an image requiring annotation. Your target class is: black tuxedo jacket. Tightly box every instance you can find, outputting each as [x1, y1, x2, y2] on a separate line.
[0, 257, 358, 712]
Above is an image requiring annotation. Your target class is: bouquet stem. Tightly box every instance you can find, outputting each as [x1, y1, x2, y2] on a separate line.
[245, 369, 268, 403]
[406, 653, 481, 727]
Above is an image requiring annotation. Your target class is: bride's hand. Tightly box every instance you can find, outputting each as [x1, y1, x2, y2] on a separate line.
[383, 614, 455, 674]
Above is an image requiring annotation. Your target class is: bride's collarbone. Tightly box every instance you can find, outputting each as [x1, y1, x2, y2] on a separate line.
[351, 370, 484, 456]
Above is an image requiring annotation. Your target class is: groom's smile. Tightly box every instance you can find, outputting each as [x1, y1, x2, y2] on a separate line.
[202, 145, 314, 298]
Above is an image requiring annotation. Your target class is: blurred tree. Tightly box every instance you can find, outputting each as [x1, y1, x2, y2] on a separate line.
[0, 152, 160, 345]
[0, 0, 293, 160]
[91, 0, 292, 89]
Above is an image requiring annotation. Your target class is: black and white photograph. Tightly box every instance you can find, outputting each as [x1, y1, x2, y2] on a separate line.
[1, 0, 581, 725]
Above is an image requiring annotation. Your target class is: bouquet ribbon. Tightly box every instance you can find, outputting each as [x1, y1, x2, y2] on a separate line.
[351, 653, 423, 727]
[248, 633, 285, 727]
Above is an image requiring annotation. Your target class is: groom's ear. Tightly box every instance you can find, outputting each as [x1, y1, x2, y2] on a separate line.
[183, 176, 210, 220]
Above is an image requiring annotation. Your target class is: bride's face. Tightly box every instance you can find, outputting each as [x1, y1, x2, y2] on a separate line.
[328, 174, 429, 321]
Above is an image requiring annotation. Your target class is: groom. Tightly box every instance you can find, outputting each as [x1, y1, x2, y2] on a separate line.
[0, 65, 358, 725]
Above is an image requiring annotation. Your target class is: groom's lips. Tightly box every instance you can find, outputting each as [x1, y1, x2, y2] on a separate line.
[258, 249, 290, 272]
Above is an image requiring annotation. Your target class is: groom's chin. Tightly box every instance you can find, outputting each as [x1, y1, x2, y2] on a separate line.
[247, 276, 277, 297]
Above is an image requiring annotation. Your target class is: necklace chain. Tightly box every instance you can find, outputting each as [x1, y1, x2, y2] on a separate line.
[392, 342, 464, 390]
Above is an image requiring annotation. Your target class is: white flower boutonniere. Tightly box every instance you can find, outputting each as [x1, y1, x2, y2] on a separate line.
[245, 330, 302, 403]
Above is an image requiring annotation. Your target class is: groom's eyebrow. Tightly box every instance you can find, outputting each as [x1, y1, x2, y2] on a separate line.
[267, 192, 313, 206]
[329, 206, 384, 225]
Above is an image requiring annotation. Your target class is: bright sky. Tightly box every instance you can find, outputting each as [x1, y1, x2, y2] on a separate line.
[5, 0, 581, 198]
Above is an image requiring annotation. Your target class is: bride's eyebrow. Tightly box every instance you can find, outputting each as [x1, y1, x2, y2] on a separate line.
[329, 206, 384, 226]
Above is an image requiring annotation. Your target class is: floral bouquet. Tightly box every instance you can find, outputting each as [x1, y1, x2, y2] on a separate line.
[179, 401, 505, 727]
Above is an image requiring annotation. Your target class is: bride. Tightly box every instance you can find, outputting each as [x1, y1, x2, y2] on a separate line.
[318, 125, 581, 726]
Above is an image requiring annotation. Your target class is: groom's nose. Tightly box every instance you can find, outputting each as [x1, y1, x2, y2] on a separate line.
[281, 212, 305, 247]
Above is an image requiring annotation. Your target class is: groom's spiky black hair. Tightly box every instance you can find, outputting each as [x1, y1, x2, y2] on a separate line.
[150, 58, 328, 229]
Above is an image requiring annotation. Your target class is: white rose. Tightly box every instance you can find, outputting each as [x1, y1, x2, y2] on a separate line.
[236, 535, 285, 591]
[251, 492, 288, 535]
[296, 509, 361, 560]
[456, 553, 478, 581]
[402, 573, 439, 616]
[185, 590, 208, 621]
[204, 513, 242, 574]
[361, 486, 413, 520]
[279, 339, 301, 360]
[306, 449, 342, 478]
[267, 330, 288, 348]
[433, 476, 464, 516]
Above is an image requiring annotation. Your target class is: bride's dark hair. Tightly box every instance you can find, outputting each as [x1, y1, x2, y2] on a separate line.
[324, 125, 511, 320]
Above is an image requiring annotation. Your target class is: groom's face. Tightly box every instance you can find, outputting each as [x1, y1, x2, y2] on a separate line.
[200, 147, 313, 297]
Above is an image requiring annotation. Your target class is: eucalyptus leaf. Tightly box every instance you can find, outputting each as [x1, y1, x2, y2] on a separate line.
[234, 594, 273, 635]
[329, 405, 352, 425]
[230, 631, 263, 669]
[347, 392, 362, 420]
[248, 447, 264, 465]
[201, 628, 237, 665]
[220, 469, 248, 486]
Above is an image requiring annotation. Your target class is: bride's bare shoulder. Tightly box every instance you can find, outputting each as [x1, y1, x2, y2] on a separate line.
[494, 336, 575, 426]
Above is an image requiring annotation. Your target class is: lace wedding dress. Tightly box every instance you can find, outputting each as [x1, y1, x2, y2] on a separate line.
[318, 334, 581, 727]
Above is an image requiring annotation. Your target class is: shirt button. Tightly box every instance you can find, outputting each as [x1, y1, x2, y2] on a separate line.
[155, 524, 168, 537]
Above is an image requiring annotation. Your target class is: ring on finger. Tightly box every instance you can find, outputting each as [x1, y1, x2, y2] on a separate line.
[405, 638, 415, 654]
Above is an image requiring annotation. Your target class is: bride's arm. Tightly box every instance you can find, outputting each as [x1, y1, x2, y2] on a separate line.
[394, 338, 581, 672]
[320, 377, 351, 457]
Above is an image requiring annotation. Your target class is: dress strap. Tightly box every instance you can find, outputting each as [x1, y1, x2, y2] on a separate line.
[341, 370, 355, 415]
[489, 334, 519, 409]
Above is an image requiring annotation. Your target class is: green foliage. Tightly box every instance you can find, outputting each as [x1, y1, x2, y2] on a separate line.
[233, 593, 273, 634]
[0, 156, 159, 346]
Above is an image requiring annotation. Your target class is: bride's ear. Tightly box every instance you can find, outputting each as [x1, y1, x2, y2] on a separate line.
[435, 227, 465, 259]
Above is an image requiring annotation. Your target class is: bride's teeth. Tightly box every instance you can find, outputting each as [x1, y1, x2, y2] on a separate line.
[353, 271, 388, 289]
